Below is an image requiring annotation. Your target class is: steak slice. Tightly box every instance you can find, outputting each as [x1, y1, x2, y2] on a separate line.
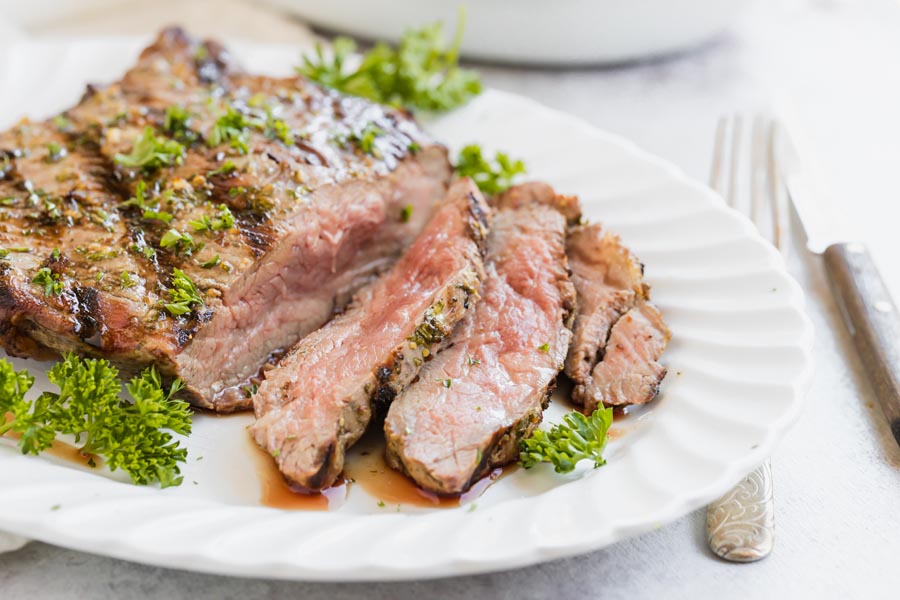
[564, 222, 670, 410]
[249, 179, 489, 491]
[384, 184, 576, 495]
[579, 299, 670, 409]
[0, 28, 451, 411]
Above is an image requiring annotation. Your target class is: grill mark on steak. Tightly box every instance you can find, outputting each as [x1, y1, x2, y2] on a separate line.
[384, 184, 576, 495]
[0, 28, 453, 411]
[563, 223, 670, 409]
[250, 179, 490, 491]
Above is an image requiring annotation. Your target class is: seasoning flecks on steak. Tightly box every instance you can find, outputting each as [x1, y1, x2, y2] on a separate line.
[0, 27, 451, 411]
[384, 184, 575, 495]
[564, 222, 670, 410]
[249, 179, 489, 491]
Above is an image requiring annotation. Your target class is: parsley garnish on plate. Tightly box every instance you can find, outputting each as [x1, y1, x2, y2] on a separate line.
[0, 355, 192, 487]
[297, 9, 482, 112]
[455, 145, 526, 195]
[115, 127, 185, 172]
[519, 407, 613, 474]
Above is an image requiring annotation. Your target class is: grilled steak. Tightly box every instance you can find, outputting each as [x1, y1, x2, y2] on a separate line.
[564, 223, 670, 409]
[580, 299, 670, 409]
[0, 28, 451, 411]
[384, 184, 575, 495]
[249, 179, 489, 491]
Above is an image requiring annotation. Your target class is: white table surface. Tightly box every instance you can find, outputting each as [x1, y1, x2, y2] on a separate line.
[2, 0, 900, 597]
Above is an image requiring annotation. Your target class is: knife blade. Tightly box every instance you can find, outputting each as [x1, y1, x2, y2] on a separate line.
[773, 121, 853, 254]
[775, 117, 900, 448]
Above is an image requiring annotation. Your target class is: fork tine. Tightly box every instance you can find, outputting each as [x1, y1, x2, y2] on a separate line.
[726, 115, 742, 208]
[751, 115, 767, 228]
[766, 120, 784, 251]
[709, 116, 728, 194]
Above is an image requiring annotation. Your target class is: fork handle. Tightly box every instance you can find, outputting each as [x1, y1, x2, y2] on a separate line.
[824, 242, 900, 447]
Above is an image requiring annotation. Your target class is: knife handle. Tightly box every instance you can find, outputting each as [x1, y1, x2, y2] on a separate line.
[824, 242, 900, 446]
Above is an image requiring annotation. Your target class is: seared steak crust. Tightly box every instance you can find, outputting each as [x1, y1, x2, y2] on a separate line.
[564, 223, 670, 409]
[384, 184, 576, 495]
[250, 179, 489, 491]
[0, 28, 451, 410]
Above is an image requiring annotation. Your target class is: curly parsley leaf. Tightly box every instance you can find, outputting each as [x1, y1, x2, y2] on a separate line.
[0, 355, 191, 487]
[297, 9, 481, 112]
[455, 145, 526, 195]
[115, 127, 185, 172]
[519, 407, 613, 474]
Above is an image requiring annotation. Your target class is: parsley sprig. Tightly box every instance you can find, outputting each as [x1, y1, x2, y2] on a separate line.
[0, 355, 192, 487]
[519, 408, 613, 473]
[455, 145, 526, 195]
[297, 10, 481, 112]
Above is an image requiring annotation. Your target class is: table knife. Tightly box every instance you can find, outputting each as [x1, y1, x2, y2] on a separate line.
[775, 120, 900, 447]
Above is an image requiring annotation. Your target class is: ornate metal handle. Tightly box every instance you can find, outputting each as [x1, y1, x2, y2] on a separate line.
[705, 461, 775, 562]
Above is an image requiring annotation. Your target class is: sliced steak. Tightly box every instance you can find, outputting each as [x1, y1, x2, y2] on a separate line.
[564, 223, 646, 405]
[564, 222, 670, 410]
[249, 179, 489, 491]
[579, 299, 670, 409]
[384, 184, 575, 495]
[0, 28, 451, 411]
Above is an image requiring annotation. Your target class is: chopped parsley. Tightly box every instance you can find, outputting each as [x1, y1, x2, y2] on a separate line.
[189, 204, 235, 233]
[199, 254, 221, 268]
[537, 343, 550, 353]
[45, 142, 67, 163]
[162, 268, 204, 316]
[32, 268, 62, 296]
[400, 204, 413, 223]
[207, 107, 251, 154]
[208, 161, 237, 177]
[0, 354, 192, 487]
[115, 127, 185, 172]
[264, 108, 294, 145]
[0, 247, 31, 259]
[121, 180, 149, 209]
[143, 209, 174, 223]
[466, 354, 480, 366]
[519, 407, 613, 474]
[163, 105, 197, 144]
[53, 115, 73, 132]
[120, 271, 136, 289]
[159, 229, 195, 254]
[454, 145, 526, 195]
[354, 123, 383, 156]
[297, 9, 481, 112]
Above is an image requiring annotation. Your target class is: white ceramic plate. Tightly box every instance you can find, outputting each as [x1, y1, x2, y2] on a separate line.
[0, 39, 813, 580]
[262, 0, 751, 65]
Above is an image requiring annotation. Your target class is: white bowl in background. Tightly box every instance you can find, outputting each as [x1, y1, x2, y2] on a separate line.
[263, 0, 751, 65]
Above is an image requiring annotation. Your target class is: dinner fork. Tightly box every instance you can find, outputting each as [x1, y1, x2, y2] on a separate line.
[704, 114, 781, 562]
